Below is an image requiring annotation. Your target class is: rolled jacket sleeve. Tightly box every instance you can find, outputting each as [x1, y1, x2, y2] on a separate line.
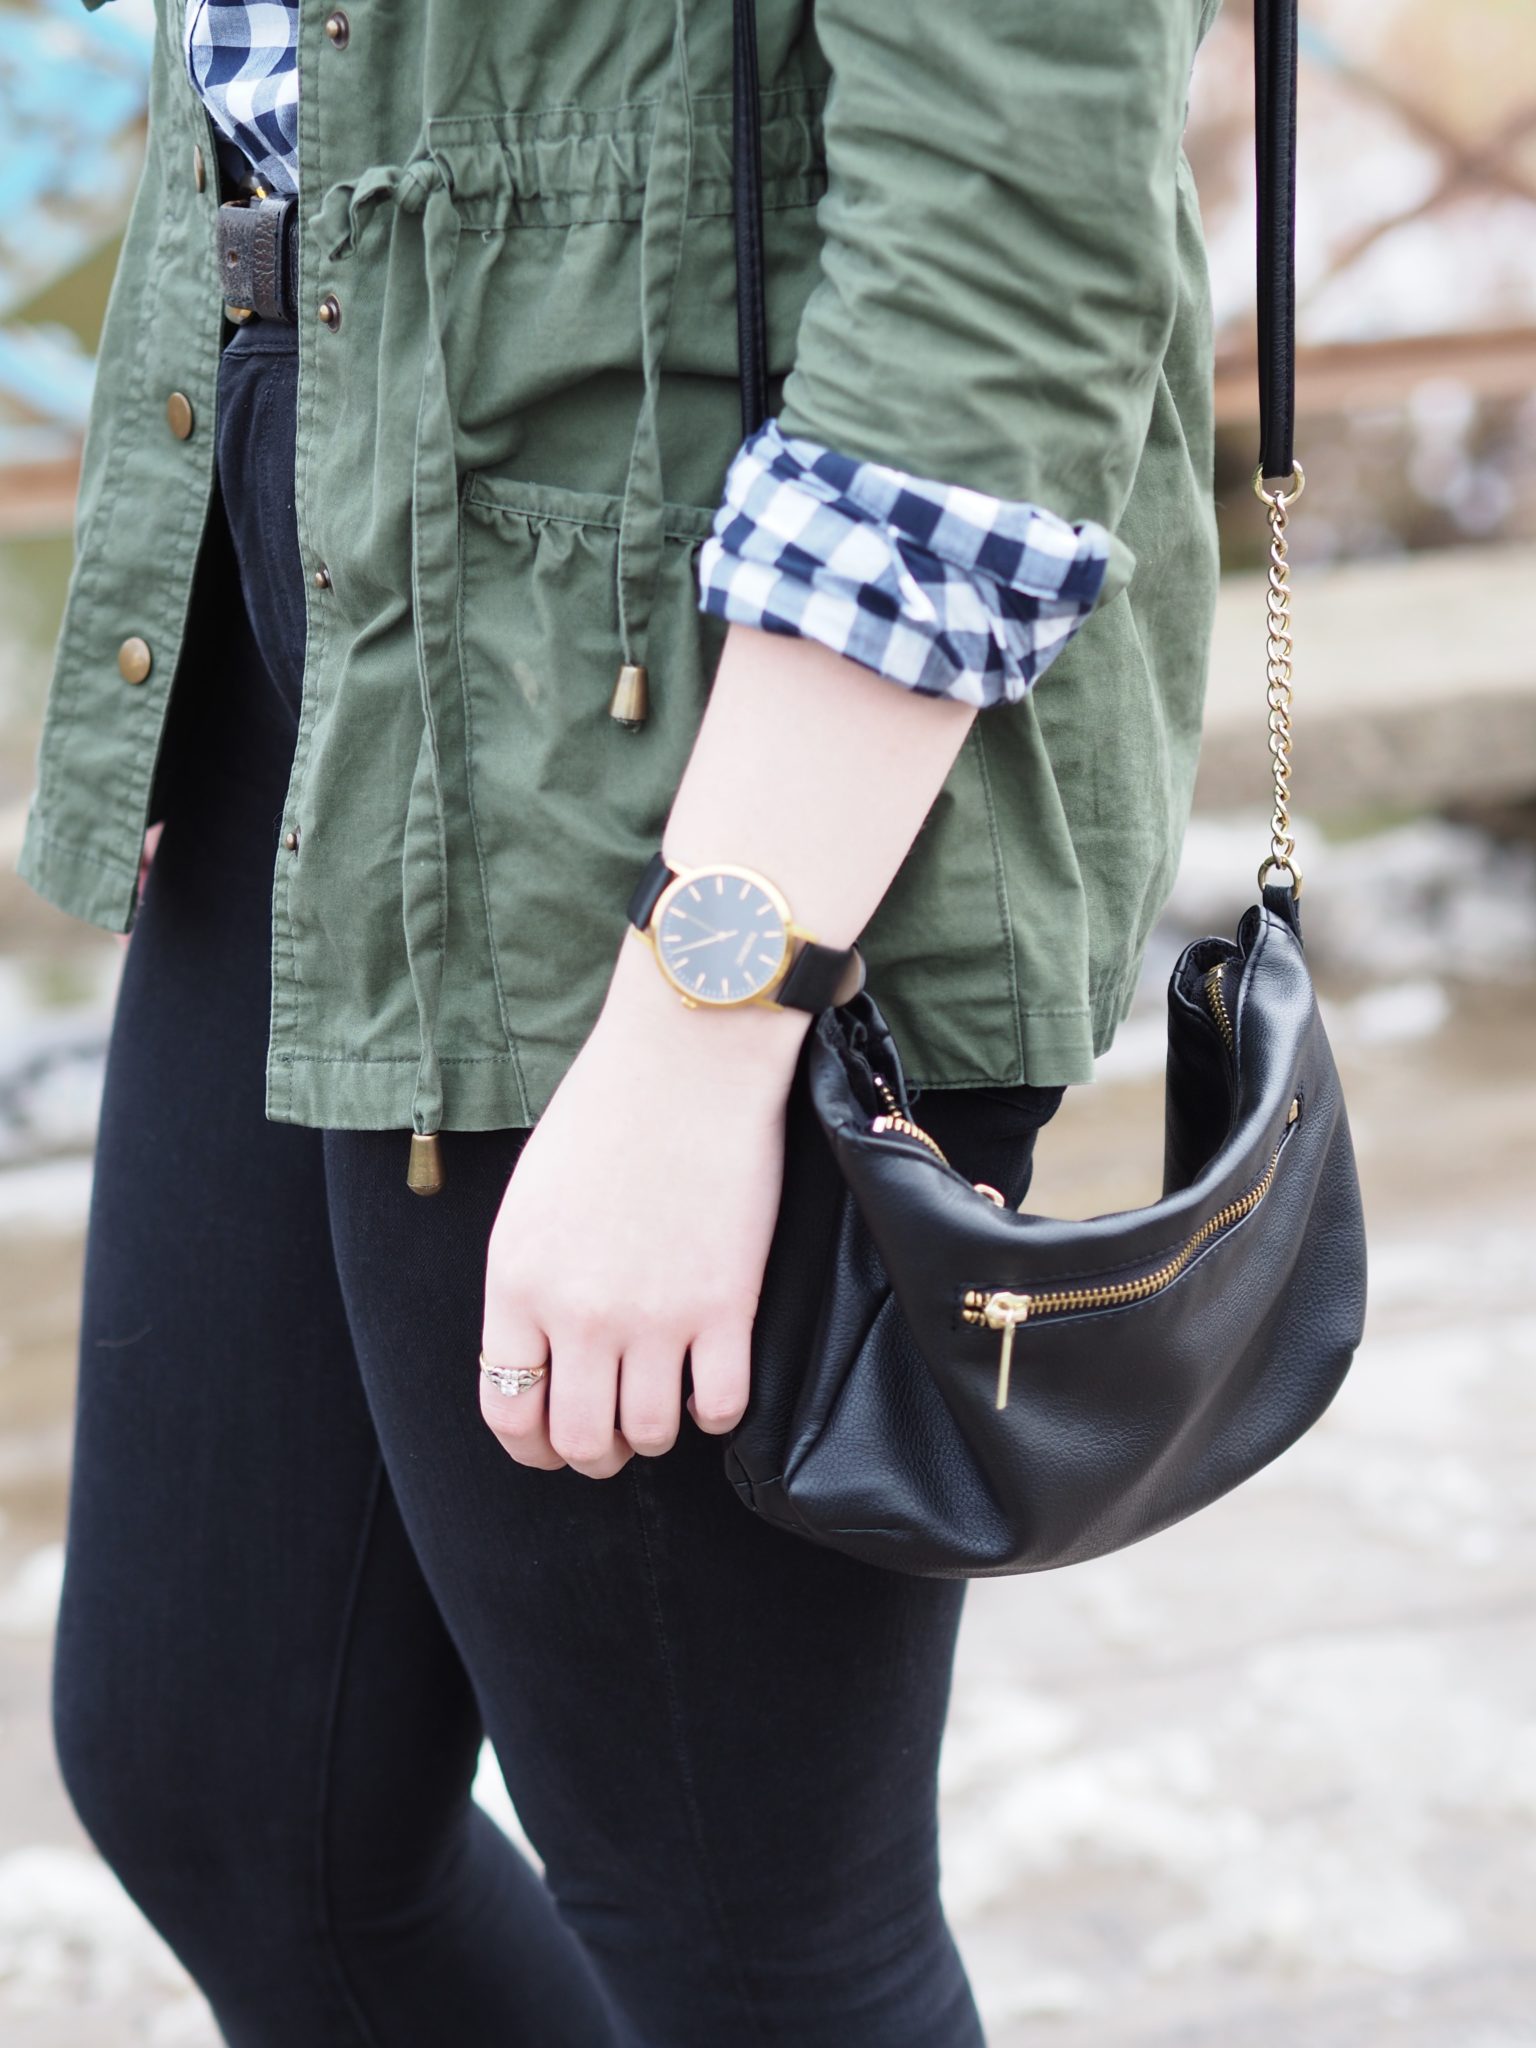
[772, 0, 1216, 600]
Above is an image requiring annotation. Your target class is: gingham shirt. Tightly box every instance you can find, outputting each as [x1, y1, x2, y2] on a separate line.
[184, 3, 1110, 707]
[185, 0, 299, 198]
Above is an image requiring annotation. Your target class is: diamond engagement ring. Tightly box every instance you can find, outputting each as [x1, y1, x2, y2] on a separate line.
[479, 1354, 550, 1399]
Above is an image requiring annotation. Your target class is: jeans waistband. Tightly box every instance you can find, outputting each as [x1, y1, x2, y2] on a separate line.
[222, 316, 301, 361]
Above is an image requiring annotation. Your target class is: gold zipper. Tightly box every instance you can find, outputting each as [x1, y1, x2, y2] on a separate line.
[1205, 961, 1235, 1054]
[869, 1071, 952, 1166]
[869, 1075, 1009, 1206]
[962, 1096, 1301, 1410]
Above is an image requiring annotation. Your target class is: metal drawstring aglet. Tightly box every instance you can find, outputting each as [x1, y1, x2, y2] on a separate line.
[406, 1131, 444, 1196]
[608, 662, 649, 728]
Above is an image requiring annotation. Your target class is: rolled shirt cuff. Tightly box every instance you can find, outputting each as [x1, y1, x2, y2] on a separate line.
[697, 417, 1119, 708]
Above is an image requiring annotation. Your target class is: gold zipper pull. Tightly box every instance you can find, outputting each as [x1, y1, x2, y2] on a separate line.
[978, 1289, 1031, 1409]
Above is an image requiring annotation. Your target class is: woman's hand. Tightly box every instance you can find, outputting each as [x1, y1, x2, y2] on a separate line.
[480, 618, 977, 1479]
[480, 933, 808, 1478]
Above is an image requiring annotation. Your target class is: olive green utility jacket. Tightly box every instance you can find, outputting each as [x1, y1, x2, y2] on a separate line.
[21, 0, 1223, 1140]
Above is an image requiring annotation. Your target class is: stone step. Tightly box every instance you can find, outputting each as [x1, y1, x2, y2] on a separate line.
[1195, 541, 1536, 817]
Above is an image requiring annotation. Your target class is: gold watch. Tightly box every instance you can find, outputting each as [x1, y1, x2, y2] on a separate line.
[625, 852, 864, 1012]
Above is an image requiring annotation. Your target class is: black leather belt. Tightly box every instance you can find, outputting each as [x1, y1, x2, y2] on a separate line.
[216, 194, 300, 325]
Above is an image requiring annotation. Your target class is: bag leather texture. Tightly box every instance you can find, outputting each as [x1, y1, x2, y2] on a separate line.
[730, 889, 1368, 1576]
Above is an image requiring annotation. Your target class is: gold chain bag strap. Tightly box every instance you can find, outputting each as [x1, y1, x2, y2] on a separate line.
[728, 0, 1369, 1575]
[1257, 463, 1303, 895]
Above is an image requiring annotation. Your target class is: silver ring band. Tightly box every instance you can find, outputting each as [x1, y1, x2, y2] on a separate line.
[479, 1354, 549, 1399]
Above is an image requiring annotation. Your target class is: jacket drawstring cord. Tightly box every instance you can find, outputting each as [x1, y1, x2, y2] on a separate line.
[610, 0, 696, 730]
[398, 171, 463, 1193]
[321, 155, 461, 1193]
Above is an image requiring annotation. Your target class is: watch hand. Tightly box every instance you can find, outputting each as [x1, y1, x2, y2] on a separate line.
[666, 930, 740, 959]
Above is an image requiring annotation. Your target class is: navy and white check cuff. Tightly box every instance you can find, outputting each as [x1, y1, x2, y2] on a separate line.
[698, 419, 1115, 709]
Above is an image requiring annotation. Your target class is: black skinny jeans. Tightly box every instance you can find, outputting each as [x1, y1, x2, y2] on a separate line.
[50, 316, 1063, 2047]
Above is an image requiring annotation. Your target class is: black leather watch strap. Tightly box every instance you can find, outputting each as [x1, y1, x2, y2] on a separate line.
[625, 853, 864, 1014]
[626, 850, 675, 932]
[776, 935, 865, 1011]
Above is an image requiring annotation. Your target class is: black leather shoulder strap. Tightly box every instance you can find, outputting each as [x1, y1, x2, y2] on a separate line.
[1254, 0, 1299, 481]
[732, 0, 770, 437]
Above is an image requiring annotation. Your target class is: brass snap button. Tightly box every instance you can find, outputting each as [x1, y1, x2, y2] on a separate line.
[193, 142, 207, 193]
[318, 292, 342, 331]
[312, 563, 333, 590]
[282, 829, 300, 852]
[165, 392, 194, 441]
[117, 637, 152, 685]
[324, 10, 350, 47]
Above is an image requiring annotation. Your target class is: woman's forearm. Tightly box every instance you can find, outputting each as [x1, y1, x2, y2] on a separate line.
[597, 621, 977, 1058]
[668, 623, 977, 945]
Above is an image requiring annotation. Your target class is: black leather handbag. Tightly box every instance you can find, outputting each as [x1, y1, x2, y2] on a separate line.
[726, 0, 1369, 1575]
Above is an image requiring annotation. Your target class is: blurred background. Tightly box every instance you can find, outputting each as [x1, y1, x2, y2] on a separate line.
[1, 1, 1533, 2042]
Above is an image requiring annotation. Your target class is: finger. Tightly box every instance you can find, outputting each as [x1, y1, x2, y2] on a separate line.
[546, 1332, 631, 1479]
[480, 1370, 564, 1471]
[480, 1304, 563, 1470]
[617, 1336, 686, 1459]
[686, 1320, 752, 1436]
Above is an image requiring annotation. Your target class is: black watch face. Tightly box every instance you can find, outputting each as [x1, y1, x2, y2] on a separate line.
[654, 869, 789, 1005]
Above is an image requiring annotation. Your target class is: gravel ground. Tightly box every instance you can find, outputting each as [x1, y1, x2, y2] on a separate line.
[0, 836, 1532, 2047]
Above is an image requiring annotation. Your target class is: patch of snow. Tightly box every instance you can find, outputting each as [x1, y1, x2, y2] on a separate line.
[942, 1721, 1263, 1920]
[0, 1846, 203, 2018]
[1170, 815, 1536, 987]
[0, 1543, 63, 1637]
[1337, 977, 1453, 1045]
[471, 1742, 544, 1874]
[0, 1158, 94, 1234]
[973, 1958, 1093, 2025]
[1066, 1560, 1167, 1652]
[1328, 1314, 1534, 1443]
[941, 1685, 1079, 1799]
[1092, 1015, 1167, 1083]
